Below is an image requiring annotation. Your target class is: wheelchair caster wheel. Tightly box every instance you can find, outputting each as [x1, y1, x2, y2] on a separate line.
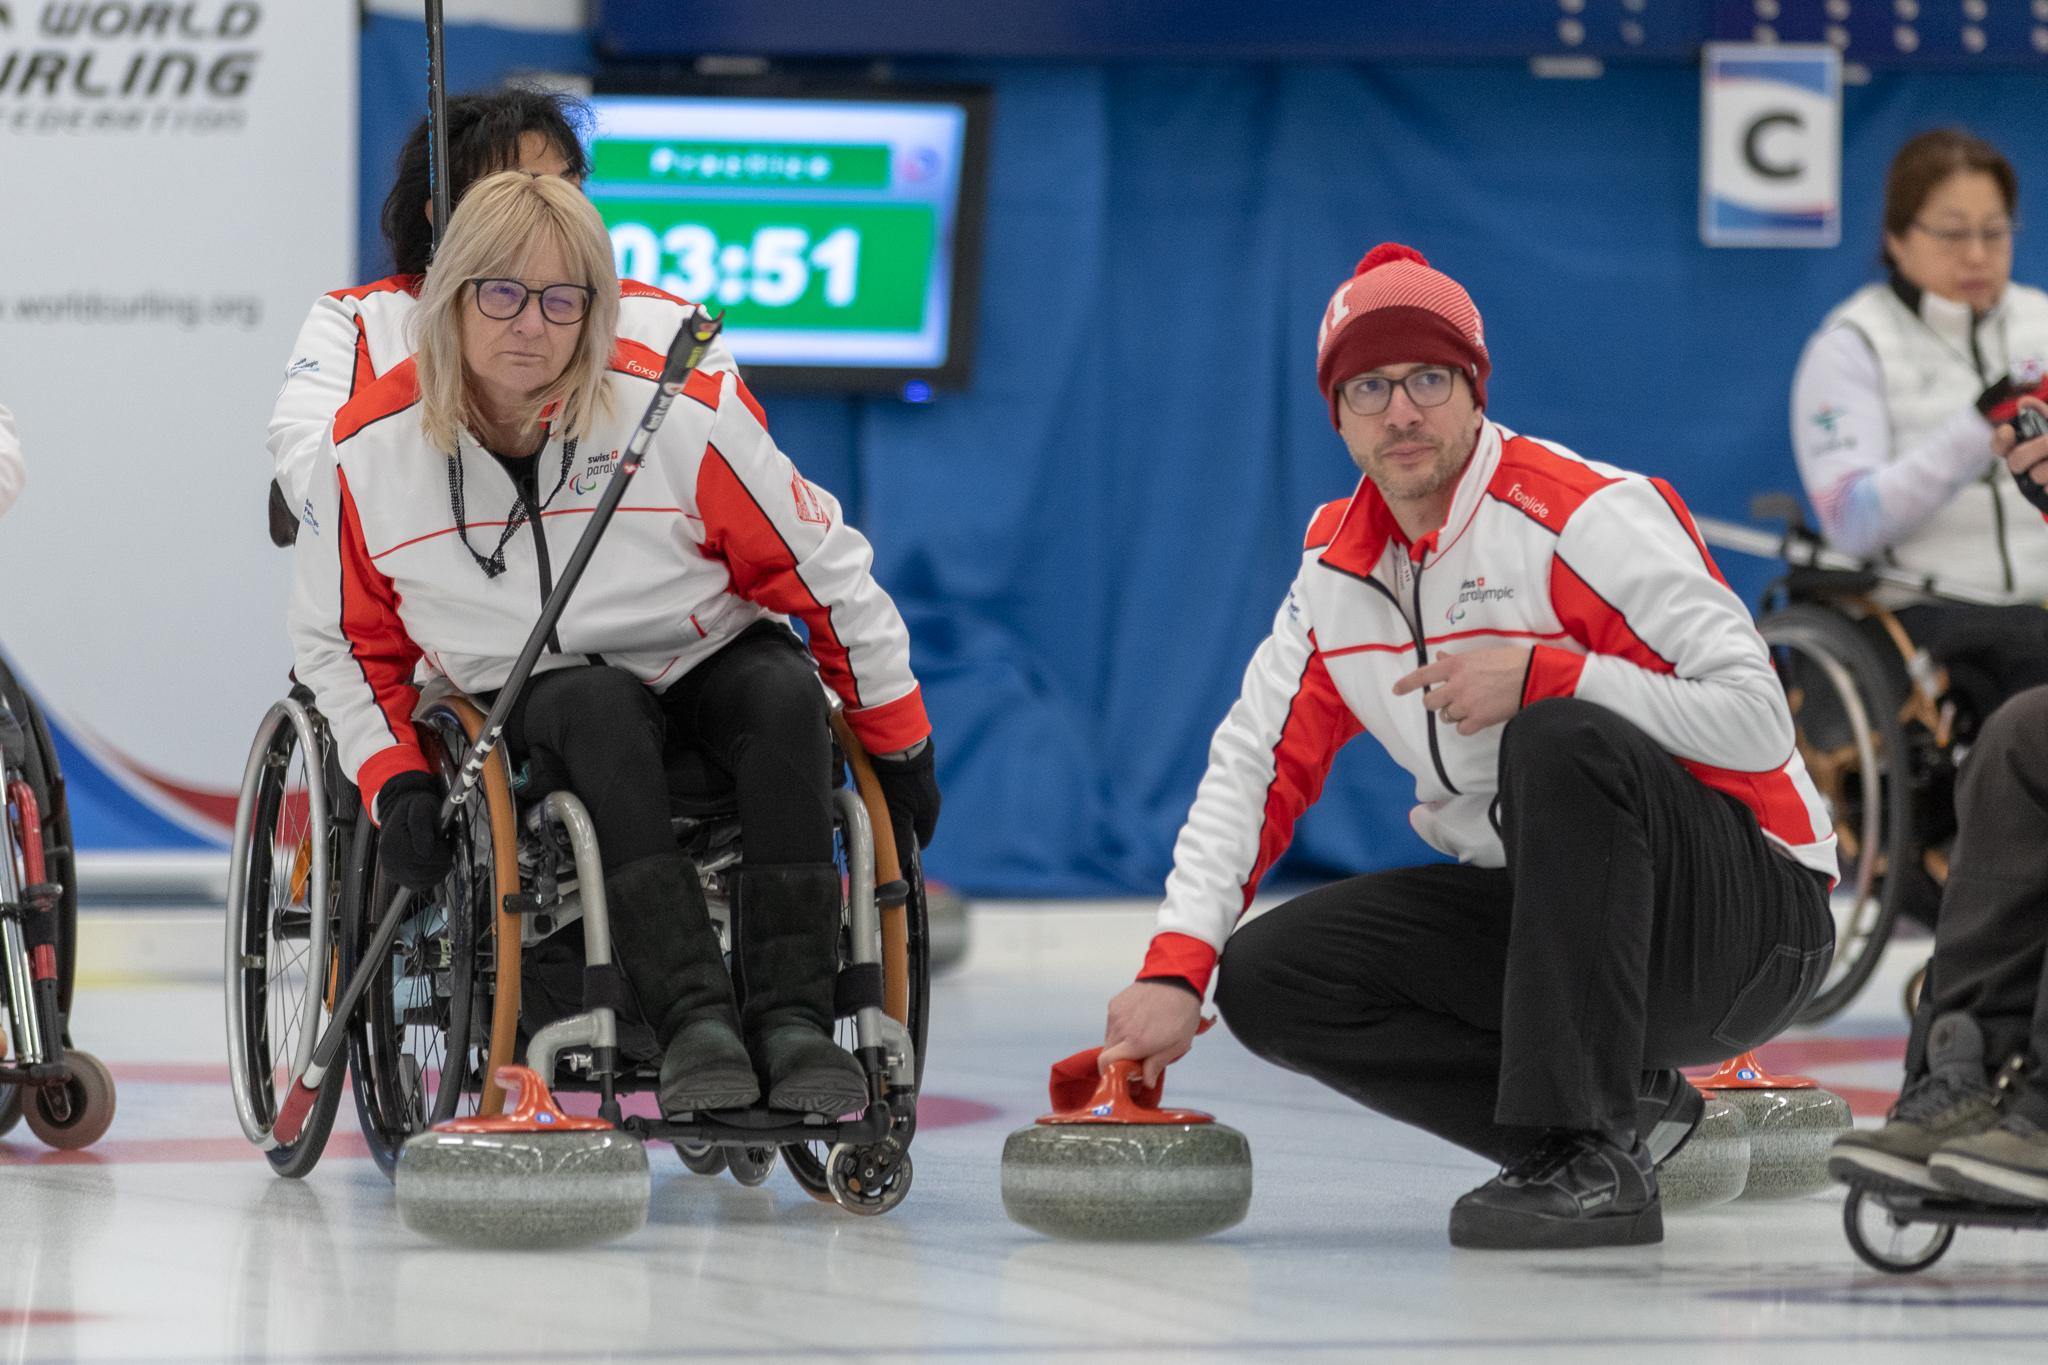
[727, 1145, 777, 1187]
[1843, 1186, 1954, 1274]
[675, 1142, 727, 1176]
[826, 1137, 912, 1216]
[25, 1050, 116, 1151]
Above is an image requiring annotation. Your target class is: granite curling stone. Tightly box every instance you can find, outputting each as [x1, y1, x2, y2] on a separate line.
[1001, 1055, 1252, 1242]
[396, 1065, 650, 1250]
[1654, 1096, 1749, 1210]
[1699, 1053, 1853, 1202]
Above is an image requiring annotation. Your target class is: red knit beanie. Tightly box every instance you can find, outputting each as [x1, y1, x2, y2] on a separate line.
[1315, 244, 1489, 429]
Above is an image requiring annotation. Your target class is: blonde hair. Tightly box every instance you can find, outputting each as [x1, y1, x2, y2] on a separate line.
[414, 171, 620, 451]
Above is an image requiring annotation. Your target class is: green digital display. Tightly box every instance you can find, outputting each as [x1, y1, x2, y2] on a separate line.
[591, 200, 935, 332]
[587, 95, 973, 377]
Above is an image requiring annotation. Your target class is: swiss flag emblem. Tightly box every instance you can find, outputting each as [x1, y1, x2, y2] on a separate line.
[792, 474, 830, 525]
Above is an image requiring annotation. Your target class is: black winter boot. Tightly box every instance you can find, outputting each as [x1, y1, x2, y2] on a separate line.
[735, 864, 870, 1115]
[603, 852, 759, 1114]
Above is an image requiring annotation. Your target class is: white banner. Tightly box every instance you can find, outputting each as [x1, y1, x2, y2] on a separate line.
[1700, 42, 1841, 249]
[0, 2, 357, 846]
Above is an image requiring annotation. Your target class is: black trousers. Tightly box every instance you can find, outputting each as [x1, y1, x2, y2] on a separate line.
[492, 622, 835, 873]
[1919, 686, 2048, 1123]
[1214, 697, 1835, 1162]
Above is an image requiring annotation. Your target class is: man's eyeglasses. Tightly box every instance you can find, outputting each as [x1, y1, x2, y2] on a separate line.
[470, 278, 595, 325]
[1910, 220, 2018, 252]
[1339, 366, 1459, 417]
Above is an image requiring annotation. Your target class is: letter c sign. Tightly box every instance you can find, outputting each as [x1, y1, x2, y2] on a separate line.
[1744, 110, 1804, 181]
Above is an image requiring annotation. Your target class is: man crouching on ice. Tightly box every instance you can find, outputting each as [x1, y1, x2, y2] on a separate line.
[1098, 244, 1840, 1250]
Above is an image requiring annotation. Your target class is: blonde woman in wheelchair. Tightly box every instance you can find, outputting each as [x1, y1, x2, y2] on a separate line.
[287, 172, 938, 1122]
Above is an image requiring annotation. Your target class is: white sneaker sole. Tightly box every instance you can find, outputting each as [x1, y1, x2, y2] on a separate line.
[1827, 1145, 1944, 1193]
[1928, 1152, 2048, 1206]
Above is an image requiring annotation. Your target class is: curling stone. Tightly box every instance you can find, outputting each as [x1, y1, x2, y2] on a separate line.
[395, 1065, 650, 1249]
[1002, 1050, 1251, 1242]
[1697, 1053, 1852, 1201]
[1654, 1096, 1749, 1210]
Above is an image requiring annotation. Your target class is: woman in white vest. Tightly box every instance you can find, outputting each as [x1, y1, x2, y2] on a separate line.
[1793, 129, 2048, 605]
[1793, 128, 2048, 722]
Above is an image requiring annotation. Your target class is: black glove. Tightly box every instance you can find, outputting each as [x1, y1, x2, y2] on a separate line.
[377, 770, 455, 892]
[868, 738, 941, 853]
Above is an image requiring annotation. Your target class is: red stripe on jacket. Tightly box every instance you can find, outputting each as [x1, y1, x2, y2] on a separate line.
[1304, 499, 1347, 550]
[1245, 644, 1364, 915]
[1648, 477, 1733, 590]
[1487, 437, 1619, 533]
[350, 316, 375, 399]
[695, 443, 865, 707]
[334, 357, 421, 447]
[328, 274, 421, 304]
[335, 469, 427, 816]
[1678, 758, 1825, 851]
[1548, 556, 1674, 673]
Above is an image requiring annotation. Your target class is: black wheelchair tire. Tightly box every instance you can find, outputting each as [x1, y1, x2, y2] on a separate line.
[1759, 605, 1913, 1024]
[342, 714, 502, 1182]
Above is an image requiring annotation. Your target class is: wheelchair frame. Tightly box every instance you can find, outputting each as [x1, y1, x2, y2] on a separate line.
[226, 685, 929, 1215]
[0, 659, 114, 1151]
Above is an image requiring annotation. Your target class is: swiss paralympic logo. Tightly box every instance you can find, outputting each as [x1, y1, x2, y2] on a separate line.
[1448, 576, 1513, 625]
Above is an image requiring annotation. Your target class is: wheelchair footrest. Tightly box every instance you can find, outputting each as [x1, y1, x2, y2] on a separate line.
[629, 1099, 894, 1148]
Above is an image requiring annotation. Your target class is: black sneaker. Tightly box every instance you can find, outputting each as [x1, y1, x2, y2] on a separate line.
[1449, 1130, 1663, 1250]
[1637, 1070, 1706, 1167]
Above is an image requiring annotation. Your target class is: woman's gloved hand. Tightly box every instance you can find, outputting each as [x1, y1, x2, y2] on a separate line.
[376, 770, 455, 891]
[869, 737, 941, 853]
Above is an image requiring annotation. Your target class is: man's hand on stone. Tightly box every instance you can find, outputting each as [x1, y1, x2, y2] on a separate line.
[1101, 980, 1204, 1087]
[1994, 396, 2048, 489]
[1393, 647, 1531, 736]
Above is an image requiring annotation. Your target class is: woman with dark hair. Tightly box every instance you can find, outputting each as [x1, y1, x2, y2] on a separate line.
[264, 85, 736, 543]
[1791, 128, 2048, 604]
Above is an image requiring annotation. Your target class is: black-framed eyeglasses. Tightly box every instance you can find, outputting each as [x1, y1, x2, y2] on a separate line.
[1339, 366, 1459, 417]
[1910, 220, 2018, 251]
[470, 278, 595, 325]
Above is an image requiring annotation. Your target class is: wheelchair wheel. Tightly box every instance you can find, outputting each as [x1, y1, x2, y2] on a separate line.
[726, 1145, 778, 1186]
[675, 1141, 728, 1175]
[224, 699, 346, 1177]
[1843, 1186, 1955, 1274]
[783, 840, 931, 1204]
[0, 660, 80, 1136]
[1761, 606, 1913, 1023]
[344, 698, 516, 1179]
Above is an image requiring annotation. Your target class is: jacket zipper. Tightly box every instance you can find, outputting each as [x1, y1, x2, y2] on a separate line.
[514, 463, 565, 654]
[1322, 556, 1461, 796]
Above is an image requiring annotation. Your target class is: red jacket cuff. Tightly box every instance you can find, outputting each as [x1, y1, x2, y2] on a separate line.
[1522, 645, 1587, 706]
[1139, 931, 1218, 997]
[360, 745, 431, 826]
[845, 687, 931, 755]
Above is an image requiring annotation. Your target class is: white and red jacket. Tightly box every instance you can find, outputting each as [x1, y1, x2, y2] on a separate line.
[266, 275, 739, 517]
[288, 343, 927, 821]
[1141, 421, 1840, 995]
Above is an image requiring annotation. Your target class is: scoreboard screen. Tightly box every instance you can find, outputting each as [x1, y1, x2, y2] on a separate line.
[584, 89, 989, 394]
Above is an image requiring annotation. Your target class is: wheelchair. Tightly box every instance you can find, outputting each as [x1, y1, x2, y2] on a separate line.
[0, 655, 116, 1150]
[1717, 495, 2004, 1023]
[227, 678, 929, 1214]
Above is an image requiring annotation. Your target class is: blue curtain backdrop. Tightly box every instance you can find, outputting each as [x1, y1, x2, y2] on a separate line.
[356, 21, 2048, 895]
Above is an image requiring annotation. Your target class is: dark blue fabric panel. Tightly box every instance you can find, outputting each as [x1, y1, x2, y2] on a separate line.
[357, 16, 594, 279]
[353, 31, 2048, 894]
